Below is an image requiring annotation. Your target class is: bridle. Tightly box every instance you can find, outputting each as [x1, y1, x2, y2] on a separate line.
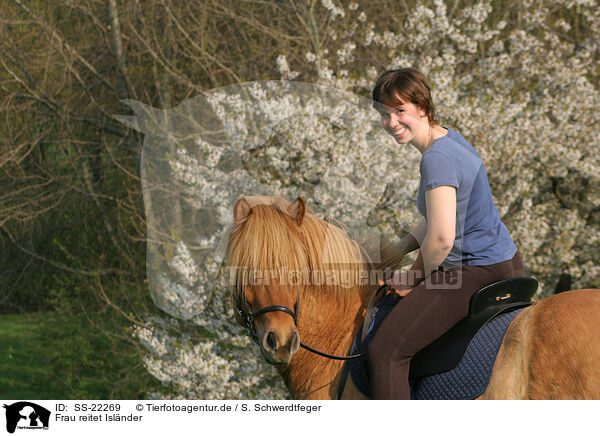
[235, 282, 367, 361]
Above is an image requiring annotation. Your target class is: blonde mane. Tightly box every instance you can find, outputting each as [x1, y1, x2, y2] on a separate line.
[226, 196, 375, 307]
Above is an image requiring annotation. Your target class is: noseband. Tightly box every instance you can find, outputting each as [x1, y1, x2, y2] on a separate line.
[235, 283, 366, 361]
[236, 289, 299, 346]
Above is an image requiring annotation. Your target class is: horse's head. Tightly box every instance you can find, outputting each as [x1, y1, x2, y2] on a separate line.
[225, 195, 371, 365]
[226, 195, 308, 364]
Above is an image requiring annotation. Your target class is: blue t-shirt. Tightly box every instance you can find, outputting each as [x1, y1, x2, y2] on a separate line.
[416, 127, 517, 266]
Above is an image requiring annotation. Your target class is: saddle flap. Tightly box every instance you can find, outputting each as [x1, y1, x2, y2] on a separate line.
[408, 303, 530, 378]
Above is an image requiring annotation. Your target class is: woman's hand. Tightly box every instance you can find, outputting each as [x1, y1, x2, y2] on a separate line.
[386, 271, 415, 297]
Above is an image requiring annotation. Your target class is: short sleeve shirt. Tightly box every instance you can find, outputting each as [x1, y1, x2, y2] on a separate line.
[416, 127, 517, 266]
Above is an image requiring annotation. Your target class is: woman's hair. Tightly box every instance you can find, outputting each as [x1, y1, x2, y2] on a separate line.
[372, 67, 439, 126]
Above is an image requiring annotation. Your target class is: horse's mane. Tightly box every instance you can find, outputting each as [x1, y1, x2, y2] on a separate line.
[225, 195, 375, 306]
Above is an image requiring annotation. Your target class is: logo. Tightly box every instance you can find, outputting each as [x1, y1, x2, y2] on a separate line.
[114, 81, 409, 320]
[3, 402, 50, 434]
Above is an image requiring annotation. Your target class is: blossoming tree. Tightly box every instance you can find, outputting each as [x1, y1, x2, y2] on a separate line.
[124, 0, 599, 399]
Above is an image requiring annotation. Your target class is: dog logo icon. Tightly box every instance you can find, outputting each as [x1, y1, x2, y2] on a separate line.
[3, 402, 50, 434]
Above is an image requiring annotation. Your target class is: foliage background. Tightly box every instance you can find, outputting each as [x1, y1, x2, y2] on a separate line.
[0, 0, 598, 399]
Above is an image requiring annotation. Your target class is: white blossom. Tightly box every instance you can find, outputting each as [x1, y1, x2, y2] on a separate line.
[276, 54, 300, 80]
[320, 0, 345, 18]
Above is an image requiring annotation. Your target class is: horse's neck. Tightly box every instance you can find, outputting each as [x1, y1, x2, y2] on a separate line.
[279, 287, 369, 399]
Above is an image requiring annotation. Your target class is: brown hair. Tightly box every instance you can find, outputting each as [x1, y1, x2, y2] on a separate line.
[372, 67, 439, 126]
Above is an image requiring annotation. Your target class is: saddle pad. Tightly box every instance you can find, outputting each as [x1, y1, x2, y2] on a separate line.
[349, 304, 524, 400]
[410, 307, 523, 399]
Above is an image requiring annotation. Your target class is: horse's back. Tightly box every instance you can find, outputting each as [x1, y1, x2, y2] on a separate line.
[482, 289, 600, 399]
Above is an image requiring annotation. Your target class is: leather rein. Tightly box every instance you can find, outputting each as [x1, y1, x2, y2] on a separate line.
[235, 283, 370, 361]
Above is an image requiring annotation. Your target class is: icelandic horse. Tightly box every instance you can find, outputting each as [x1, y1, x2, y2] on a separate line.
[224, 195, 600, 399]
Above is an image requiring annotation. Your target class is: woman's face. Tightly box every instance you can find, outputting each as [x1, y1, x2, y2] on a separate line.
[378, 97, 428, 145]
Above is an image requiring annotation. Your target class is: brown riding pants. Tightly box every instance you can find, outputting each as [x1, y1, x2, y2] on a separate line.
[367, 250, 525, 400]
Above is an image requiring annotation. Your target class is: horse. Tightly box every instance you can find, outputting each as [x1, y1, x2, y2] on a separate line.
[224, 195, 600, 399]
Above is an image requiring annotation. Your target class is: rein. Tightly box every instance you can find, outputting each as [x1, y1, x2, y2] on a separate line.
[235, 282, 377, 361]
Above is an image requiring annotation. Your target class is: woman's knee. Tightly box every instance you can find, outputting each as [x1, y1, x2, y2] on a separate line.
[368, 333, 413, 365]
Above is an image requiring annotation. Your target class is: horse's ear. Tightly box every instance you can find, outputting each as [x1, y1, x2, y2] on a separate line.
[233, 197, 252, 226]
[288, 196, 306, 226]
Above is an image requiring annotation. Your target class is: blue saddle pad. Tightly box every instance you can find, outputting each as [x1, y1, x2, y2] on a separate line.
[349, 295, 524, 400]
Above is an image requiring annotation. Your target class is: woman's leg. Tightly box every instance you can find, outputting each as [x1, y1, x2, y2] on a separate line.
[367, 251, 524, 399]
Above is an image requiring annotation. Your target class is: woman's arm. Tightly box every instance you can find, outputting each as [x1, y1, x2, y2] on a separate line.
[387, 186, 456, 295]
[421, 185, 456, 277]
[379, 218, 427, 273]
[395, 218, 427, 257]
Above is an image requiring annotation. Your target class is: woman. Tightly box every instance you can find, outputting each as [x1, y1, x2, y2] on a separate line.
[367, 67, 525, 400]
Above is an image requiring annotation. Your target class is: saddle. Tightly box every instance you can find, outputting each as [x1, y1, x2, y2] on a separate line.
[340, 276, 539, 398]
[408, 276, 538, 377]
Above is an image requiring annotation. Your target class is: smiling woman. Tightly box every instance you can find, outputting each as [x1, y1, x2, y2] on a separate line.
[373, 68, 441, 148]
[368, 67, 525, 400]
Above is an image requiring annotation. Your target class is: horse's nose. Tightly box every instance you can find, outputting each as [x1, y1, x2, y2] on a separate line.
[261, 328, 300, 363]
[264, 331, 278, 352]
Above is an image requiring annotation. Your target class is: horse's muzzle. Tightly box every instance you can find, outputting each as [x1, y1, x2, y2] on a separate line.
[259, 327, 300, 364]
